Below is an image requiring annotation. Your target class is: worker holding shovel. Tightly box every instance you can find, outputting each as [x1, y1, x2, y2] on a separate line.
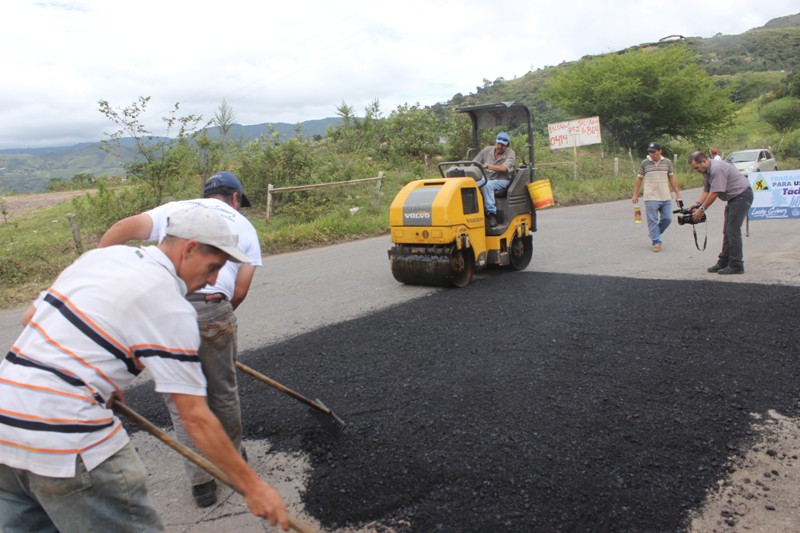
[99, 171, 262, 507]
[0, 208, 289, 532]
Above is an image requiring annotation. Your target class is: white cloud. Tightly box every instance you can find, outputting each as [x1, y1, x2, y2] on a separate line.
[0, 0, 797, 149]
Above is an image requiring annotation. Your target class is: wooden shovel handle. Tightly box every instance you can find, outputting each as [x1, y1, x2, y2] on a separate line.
[235, 361, 331, 414]
[111, 400, 316, 533]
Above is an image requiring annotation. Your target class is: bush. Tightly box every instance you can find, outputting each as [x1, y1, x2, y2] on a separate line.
[71, 182, 161, 243]
[779, 130, 800, 158]
[0, 202, 82, 307]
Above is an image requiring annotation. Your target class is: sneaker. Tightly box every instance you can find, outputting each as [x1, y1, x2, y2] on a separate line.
[486, 213, 498, 228]
[652, 244, 662, 252]
[717, 266, 744, 275]
[192, 480, 217, 508]
[707, 263, 728, 273]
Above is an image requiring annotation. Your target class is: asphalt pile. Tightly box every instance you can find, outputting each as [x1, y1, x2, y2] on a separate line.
[125, 271, 800, 532]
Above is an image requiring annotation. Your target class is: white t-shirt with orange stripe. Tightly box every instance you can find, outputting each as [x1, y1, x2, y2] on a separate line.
[0, 245, 205, 477]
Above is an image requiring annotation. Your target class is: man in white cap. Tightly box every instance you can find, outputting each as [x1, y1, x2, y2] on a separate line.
[99, 171, 261, 507]
[0, 207, 289, 532]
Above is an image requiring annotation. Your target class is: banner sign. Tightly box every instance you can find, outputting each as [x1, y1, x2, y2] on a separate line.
[548, 116, 601, 150]
[748, 170, 800, 220]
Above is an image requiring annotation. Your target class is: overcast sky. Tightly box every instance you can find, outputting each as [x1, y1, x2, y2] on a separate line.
[1, 0, 797, 150]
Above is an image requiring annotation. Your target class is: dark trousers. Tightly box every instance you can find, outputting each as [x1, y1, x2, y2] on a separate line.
[719, 187, 753, 268]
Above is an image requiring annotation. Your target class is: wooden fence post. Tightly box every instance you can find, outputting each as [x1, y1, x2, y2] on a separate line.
[266, 183, 274, 221]
[67, 214, 83, 254]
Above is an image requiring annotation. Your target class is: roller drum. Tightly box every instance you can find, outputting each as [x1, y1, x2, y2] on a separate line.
[390, 253, 453, 287]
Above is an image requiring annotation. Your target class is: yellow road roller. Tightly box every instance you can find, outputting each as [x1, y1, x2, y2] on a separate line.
[388, 102, 542, 287]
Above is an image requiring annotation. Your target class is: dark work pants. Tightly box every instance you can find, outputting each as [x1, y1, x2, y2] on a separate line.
[719, 187, 753, 269]
[165, 300, 241, 487]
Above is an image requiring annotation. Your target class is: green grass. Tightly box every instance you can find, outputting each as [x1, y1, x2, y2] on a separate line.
[0, 202, 85, 308]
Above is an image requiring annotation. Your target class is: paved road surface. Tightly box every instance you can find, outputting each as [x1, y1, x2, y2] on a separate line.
[1, 190, 798, 532]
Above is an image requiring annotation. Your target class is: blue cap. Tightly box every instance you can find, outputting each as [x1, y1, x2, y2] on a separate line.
[496, 132, 510, 145]
[203, 171, 251, 207]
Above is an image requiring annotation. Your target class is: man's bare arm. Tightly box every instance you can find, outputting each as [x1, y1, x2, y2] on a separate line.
[98, 213, 154, 247]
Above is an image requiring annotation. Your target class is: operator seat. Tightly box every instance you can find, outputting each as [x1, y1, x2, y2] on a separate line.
[488, 165, 533, 236]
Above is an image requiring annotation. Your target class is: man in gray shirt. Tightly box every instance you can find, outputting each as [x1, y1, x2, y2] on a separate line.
[689, 151, 754, 274]
[473, 132, 516, 228]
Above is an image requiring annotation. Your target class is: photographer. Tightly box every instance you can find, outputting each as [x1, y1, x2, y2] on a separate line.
[688, 151, 754, 275]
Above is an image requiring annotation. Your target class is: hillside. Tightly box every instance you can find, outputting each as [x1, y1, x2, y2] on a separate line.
[0, 118, 341, 194]
[454, 12, 800, 129]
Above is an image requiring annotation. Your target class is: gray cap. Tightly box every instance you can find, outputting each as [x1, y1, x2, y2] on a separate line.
[165, 207, 250, 264]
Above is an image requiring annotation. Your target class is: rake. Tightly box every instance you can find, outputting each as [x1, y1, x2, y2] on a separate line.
[236, 361, 346, 436]
[112, 399, 316, 533]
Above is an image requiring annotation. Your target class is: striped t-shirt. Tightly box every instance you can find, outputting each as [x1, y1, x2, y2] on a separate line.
[638, 155, 675, 201]
[0, 245, 205, 477]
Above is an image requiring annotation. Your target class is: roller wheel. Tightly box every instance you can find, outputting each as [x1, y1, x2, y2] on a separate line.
[509, 235, 533, 271]
[449, 249, 474, 288]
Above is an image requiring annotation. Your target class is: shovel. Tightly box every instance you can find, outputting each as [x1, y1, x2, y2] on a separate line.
[111, 399, 317, 533]
[236, 361, 346, 435]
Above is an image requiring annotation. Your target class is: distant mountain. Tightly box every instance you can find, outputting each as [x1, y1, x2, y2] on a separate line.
[0, 117, 342, 193]
[203, 117, 342, 142]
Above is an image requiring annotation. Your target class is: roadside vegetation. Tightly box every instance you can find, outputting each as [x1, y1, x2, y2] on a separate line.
[2, 42, 799, 309]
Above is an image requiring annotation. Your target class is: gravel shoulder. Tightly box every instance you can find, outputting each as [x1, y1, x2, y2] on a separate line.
[0, 189, 94, 222]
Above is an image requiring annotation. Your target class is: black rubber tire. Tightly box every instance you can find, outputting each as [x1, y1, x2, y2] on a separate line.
[450, 249, 474, 288]
[509, 235, 533, 271]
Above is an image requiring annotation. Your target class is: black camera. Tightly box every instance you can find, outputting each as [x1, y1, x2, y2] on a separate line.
[673, 206, 706, 225]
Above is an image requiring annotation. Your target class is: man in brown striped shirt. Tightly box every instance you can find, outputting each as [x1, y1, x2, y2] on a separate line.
[632, 142, 682, 252]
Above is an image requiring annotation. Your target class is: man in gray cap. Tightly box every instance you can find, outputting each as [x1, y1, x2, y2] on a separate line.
[99, 171, 262, 507]
[0, 207, 289, 532]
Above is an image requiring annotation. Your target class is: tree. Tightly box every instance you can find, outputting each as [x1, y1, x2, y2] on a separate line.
[785, 71, 800, 98]
[760, 97, 800, 148]
[99, 96, 206, 204]
[332, 100, 357, 151]
[336, 101, 355, 128]
[207, 99, 239, 171]
[543, 45, 736, 152]
[379, 103, 443, 159]
[213, 99, 236, 139]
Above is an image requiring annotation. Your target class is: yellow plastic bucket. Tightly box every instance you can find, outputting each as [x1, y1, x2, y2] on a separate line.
[527, 179, 554, 210]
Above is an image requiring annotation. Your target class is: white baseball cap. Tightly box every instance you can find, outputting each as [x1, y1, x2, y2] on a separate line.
[165, 207, 251, 264]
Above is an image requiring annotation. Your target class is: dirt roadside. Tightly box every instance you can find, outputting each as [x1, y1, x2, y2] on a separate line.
[0, 189, 94, 222]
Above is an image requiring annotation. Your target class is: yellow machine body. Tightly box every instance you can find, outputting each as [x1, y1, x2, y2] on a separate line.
[387, 101, 539, 288]
[388, 176, 534, 287]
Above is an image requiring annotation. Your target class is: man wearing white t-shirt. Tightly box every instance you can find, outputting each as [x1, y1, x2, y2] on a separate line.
[0, 207, 288, 531]
[99, 171, 262, 507]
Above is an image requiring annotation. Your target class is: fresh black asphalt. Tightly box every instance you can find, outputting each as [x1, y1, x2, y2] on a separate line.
[125, 270, 800, 532]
